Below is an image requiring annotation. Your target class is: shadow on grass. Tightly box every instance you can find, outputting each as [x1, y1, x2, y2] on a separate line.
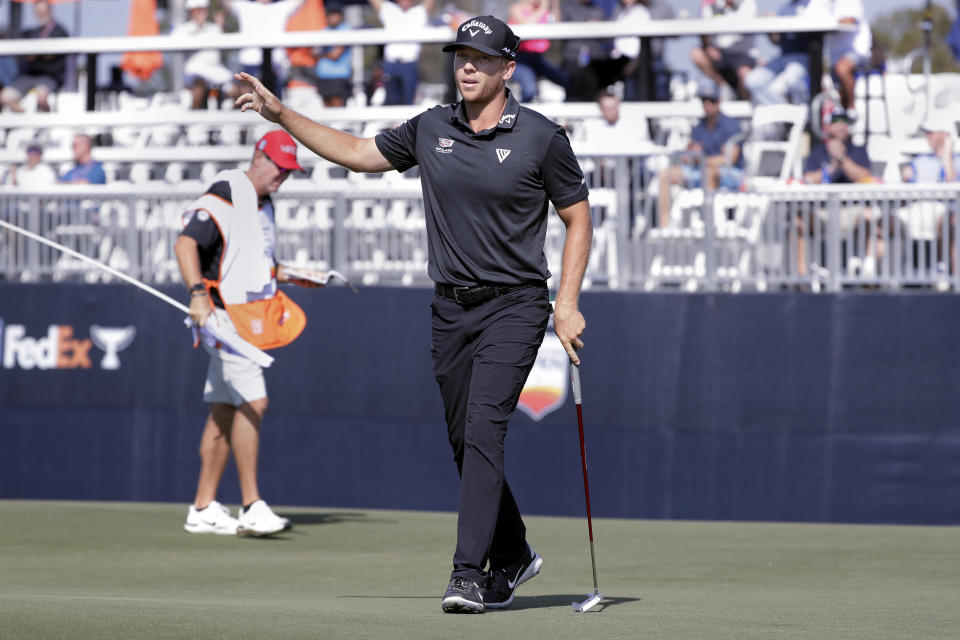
[335, 594, 640, 611]
[279, 511, 399, 527]
[512, 594, 640, 611]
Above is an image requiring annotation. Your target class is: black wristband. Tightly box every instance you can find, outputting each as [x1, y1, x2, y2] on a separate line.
[189, 283, 206, 293]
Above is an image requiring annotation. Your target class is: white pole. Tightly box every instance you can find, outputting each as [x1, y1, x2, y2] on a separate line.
[0, 217, 189, 313]
[0, 217, 274, 367]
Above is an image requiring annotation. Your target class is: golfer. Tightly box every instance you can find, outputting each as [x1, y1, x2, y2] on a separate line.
[234, 14, 592, 612]
[174, 130, 323, 537]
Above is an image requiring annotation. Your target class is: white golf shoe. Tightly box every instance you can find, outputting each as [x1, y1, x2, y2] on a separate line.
[184, 500, 240, 535]
[237, 500, 292, 537]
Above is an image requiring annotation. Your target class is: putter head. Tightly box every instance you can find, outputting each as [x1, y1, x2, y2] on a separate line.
[572, 592, 602, 613]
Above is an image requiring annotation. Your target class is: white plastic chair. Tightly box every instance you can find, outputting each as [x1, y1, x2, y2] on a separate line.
[740, 103, 808, 188]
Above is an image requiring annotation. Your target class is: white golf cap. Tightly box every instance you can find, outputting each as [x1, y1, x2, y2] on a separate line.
[919, 113, 953, 134]
[185, 0, 209, 10]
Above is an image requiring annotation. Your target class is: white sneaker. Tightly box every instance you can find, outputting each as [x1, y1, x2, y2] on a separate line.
[184, 500, 239, 535]
[237, 500, 292, 537]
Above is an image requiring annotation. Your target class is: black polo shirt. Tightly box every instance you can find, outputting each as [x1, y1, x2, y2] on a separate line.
[375, 89, 589, 287]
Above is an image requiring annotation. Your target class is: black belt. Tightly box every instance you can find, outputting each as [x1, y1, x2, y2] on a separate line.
[434, 282, 539, 306]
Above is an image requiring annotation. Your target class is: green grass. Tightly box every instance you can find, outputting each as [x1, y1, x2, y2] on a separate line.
[1, 501, 958, 639]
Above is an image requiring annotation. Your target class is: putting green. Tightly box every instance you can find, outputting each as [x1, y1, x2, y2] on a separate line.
[1, 501, 957, 639]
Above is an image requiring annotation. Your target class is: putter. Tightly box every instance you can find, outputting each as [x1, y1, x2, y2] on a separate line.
[570, 363, 603, 613]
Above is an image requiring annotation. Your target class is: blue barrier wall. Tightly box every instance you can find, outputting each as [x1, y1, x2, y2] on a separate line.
[2, 283, 959, 524]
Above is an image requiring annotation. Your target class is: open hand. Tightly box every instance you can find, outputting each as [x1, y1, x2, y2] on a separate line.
[234, 72, 283, 123]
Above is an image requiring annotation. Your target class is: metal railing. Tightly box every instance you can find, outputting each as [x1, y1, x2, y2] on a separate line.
[2, 166, 959, 292]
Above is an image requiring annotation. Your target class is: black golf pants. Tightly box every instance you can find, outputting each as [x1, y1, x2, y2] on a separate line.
[431, 284, 551, 583]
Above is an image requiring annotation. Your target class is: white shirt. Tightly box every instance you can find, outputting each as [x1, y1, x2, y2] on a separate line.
[825, 0, 872, 62]
[378, 2, 428, 63]
[701, 0, 757, 56]
[171, 20, 233, 85]
[580, 117, 650, 150]
[8, 163, 57, 188]
[232, 0, 304, 68]
[612, 4, 651, 60]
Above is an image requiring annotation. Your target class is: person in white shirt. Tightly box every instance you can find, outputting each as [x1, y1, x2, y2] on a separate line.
[610, 0, 651, 101]
[5, 144, 57, 188]
[171, 0, 235, 109]
[579, 89, 649, 149]
[367, 0, 436, 105]
[222, 0, 305, 96]
[825, 0, 872, 115]
[691, 0, 758, 100]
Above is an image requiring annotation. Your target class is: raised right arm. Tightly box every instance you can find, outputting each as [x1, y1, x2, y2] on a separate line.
[234, 72, 394, 173]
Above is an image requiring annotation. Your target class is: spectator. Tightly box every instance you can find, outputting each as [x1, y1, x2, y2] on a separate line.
[284, 0, 327, 95]
[364, 62, 387, 106]
[691, 0, 758, 101]
[222, 0, 305, 96]
[579, 88, 648, 147]
[903, 116, 960, 185]
[171, 0, 236, 110]
[0, 0, 68, 113]
[0, 22, 18, 90]
[901, 114, 960, 276]
[803, 105, 870, 185]
[367, 0, 437, 105]
[609, 0, 651, 101]
[508, 0, 568, 102]
[560, 0, 616, 102]
[642, 0, 676, 101]
[802, 104, 878, 276]
[825, 0, 872, 115]
[60, 134, 107, 185]
[5, 143, 57, 188]
[314, 2, 352, 107]
[743, 0, 829, 107]
[658, 84, 743, 227]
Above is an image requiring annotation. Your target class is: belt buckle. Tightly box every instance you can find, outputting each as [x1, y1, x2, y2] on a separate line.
[452, 286, 473, 305]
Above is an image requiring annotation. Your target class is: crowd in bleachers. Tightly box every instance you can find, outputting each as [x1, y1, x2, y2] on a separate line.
[0, 0, 958, 203]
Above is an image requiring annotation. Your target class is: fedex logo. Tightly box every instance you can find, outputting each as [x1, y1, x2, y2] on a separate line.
[0, 320, 136, 370]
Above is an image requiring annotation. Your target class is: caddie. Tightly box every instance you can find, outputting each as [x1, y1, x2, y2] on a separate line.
[174, 130, 324, 537]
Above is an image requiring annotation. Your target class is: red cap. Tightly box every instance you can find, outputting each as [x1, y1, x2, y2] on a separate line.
[256, 130, 304, 172]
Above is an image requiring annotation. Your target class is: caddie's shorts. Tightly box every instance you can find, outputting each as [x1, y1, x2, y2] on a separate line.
[201, 311, 266, 406]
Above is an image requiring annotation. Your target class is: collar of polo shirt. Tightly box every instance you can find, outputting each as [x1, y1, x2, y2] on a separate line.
[451, 88, 521, 135]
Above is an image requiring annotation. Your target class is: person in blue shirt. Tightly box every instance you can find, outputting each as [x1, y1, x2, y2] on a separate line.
[314, 2, 352, 107]
[801, 104, 878, 278]
[658, 85, 743, 227]
[802, 105, 871, 184]
[59, 134, 107, 184]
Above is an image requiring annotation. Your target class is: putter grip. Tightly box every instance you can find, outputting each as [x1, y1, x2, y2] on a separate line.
[570, 363, 582, 404]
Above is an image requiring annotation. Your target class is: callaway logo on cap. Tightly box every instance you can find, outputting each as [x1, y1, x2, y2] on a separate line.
[256, 130, 305, 172]
[441, 15, 520, 60]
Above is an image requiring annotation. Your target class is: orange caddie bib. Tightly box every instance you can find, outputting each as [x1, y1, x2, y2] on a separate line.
[203, 280, 306, 350]
[224, 290, 306, 350]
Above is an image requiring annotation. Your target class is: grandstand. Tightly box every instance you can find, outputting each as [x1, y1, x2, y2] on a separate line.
[6, 14, 959, 291]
